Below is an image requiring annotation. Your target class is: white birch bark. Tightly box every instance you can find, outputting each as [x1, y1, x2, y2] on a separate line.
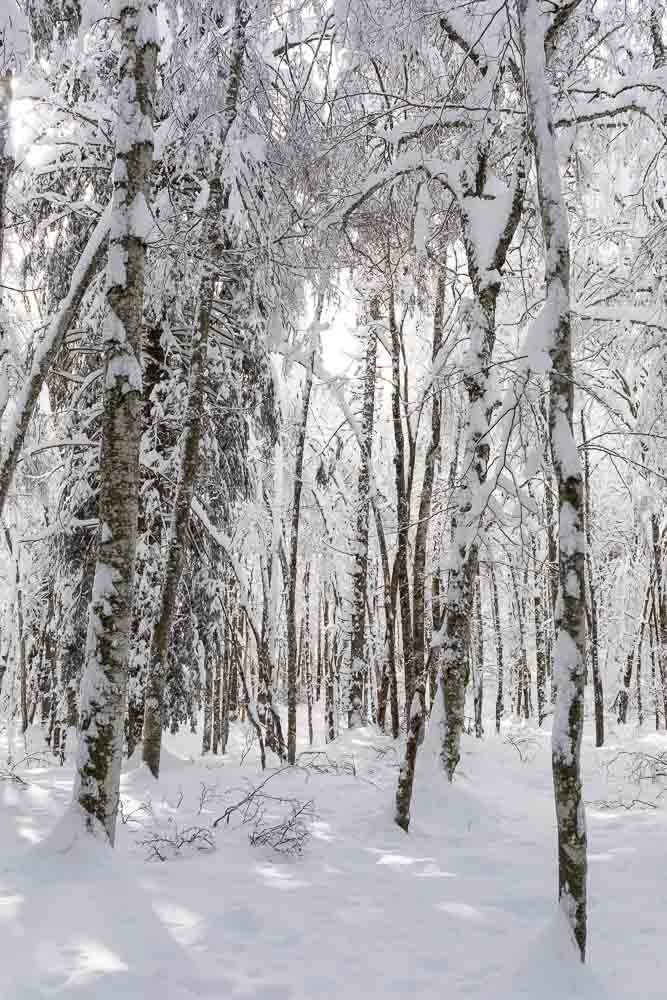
[75, 0, 158, 844]
[518, 0, 587, 960]
[435, 154, 527, 779]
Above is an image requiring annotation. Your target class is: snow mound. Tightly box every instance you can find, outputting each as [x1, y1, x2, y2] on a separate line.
[1, 807, 213, 999]
[497, 911, 613, 1000]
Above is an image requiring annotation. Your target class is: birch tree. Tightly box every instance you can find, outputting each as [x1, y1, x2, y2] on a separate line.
[518, 0, 588, 960]
[395, 269, 445, 831]
[75, 0, 158, 843]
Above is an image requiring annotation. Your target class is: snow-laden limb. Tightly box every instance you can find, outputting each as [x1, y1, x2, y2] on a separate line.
[440, 9, 489, 75]
[332, 153, 464, 227]
[518, 0, 587, 963]
[572, 303, 667, 332]
[0, 206, 110, 517]
[555, 95, 666, 133]
[569, 71, 667, 100]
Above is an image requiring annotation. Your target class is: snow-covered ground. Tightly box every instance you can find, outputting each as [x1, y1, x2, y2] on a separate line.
[1, 712, 665, 999]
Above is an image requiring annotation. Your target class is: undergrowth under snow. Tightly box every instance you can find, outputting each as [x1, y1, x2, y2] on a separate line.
[1, 710, 665, 998]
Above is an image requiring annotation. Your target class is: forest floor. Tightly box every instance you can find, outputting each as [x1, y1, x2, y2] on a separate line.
[1, 710, 665, 999]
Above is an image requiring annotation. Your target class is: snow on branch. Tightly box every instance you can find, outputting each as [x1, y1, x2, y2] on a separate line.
[334, 154, 463, 226]
[572, 304, 667, 332]
[0, 205, 110, 516]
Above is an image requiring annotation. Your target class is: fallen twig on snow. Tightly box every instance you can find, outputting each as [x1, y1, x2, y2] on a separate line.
[139, 823, 215, 862]
[212, 768, 315, 855]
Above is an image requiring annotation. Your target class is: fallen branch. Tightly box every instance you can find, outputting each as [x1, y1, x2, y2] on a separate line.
[139, 824, 215, 862]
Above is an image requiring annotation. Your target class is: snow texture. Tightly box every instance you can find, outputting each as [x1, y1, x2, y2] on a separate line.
[3, 714, 663, 998]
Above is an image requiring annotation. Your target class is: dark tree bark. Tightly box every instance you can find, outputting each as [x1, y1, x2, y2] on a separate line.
[212, 649, 222, 753]
[348, 309, 378, 727]
[287, 344, 316, 763]
[388, 292, 415, 718]
[304, 563, 314, 745]
[323, 587, 336, 743]
[316, 592, 323, 703]
[580, 413, 603, 745]
[472, 569, 484, 739]
[490, 559, 505, 734]
[202, 643, 213, 754]
[649, 598, 663, 728]
[372, 497, 400, 738]
[651, 515, 667, 723]
[510, 560, 530, 721]
[412, 270, 445, 711]
[394, 270, 446, 830]
[617, 577, 652, 725]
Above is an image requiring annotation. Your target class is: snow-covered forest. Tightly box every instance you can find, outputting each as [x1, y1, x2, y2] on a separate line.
[0, 0, 666, 996]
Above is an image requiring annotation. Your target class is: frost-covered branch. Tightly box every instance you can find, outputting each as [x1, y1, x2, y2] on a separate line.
[0, 207, 109, 517]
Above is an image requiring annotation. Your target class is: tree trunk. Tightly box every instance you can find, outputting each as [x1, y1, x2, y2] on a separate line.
[651, 515, 667, 724]
[141, 0, 247, 777]
[348, 309, 378, 727]
[127, 317, 168, 758]
[541, 415, 559, 704]
[75, 0, 158, 844]
[394, 691, 424, 833]
[323, 587, 336, 743]
[617, 577, 652, 725]
[287, 341, 316, 763]
[202, 642, 213, 754]
[316, 592, 323, 703]
[372, 498, 400, 738]
[532, 536, 547, 726]
[220, 635, 230, 753]
[649, 598, 662, 728]
[510, 560, 530, 721]
[580, 413, 603, 745]
[411, 270, 445, 716]
[212, 649, 222, 753]
[394, 270, 446, 830]
[434, 150, 526, 779]
[473, 569, 484, 739]
[389, 293, 414, 716]
[490, 559, 505, 734]
[141, 262, 210, 776]
[520, 0, 587, 958]
[304, 563, 314, 746]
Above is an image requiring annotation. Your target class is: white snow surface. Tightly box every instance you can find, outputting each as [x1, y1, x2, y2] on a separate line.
[1, 712, 665, 998]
